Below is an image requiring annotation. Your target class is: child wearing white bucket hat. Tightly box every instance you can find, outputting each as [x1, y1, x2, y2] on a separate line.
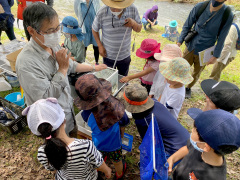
[149, 44, 183, 100]
[22, 98, 111, 180]
[158, 57, 193, 119]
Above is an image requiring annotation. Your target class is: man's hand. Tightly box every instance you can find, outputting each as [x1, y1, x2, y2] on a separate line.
[177, 42, 182, 47]
[124, 18, 135, 28]
[95, 64, 107, 71]
[56, 48, 71, 76]
[207, 56, 217, 65]
[99, 45, 107, 58]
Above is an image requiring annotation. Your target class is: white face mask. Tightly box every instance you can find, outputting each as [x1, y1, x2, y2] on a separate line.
[43, 31, 61, 48]
[110, 9, 123, 16]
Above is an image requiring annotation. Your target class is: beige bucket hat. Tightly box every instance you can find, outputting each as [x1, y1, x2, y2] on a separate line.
[101, 0, 135, 9]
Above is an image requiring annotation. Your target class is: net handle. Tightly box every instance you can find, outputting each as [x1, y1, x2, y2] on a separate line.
[152, 113, 157, 173]
[113, 27, 129, 69]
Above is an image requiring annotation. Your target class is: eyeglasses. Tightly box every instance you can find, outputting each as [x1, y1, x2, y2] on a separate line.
[37, 24, 61, 35]
[112, 14, 127, 28]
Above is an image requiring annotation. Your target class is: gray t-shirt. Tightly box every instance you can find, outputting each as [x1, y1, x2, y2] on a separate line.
[173, 140, 226, 180]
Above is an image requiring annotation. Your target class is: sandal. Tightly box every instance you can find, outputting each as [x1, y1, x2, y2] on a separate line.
[114, 159, 127, 180]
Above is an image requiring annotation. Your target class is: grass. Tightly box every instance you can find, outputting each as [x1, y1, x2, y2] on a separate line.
[1, 1, 240, 179]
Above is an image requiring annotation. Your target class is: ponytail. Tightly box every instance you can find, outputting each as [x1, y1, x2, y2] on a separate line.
[38, 123, 68, 170]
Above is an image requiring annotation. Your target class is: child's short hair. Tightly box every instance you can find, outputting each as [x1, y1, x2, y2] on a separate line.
[188, 108, 240, 155]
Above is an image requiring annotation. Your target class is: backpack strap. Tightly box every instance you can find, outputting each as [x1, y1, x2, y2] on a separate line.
[217, 6, 232, 37]
[232, 23, 240, 37]
[196, 1, 210, 21]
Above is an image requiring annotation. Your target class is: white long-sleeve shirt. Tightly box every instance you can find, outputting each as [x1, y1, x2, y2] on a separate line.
[217, 24, 238, 63]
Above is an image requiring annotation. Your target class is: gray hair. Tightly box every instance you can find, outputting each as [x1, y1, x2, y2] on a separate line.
[23, 2, 58, 31]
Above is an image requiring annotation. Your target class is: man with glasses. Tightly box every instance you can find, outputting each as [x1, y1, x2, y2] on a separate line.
[92, 0, 142, 76]
[16, 2, 107, 137]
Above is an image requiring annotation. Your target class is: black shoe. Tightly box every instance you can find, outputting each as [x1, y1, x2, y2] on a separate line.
[185, 88, 191, 98]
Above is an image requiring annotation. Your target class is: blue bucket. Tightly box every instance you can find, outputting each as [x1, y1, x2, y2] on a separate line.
[5, 92, 25, 108]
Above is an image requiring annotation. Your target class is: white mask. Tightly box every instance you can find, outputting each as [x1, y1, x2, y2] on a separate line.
[110, 9, 123, 16]
[43, 31, 61, 48]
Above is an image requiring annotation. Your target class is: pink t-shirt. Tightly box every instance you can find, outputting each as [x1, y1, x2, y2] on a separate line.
[140, 59, 160, 85]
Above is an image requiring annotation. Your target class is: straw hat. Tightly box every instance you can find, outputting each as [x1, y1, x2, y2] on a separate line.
[154, 44, 182, 62]
[159, 57, 193, 85]
[101, 0, 135, 9]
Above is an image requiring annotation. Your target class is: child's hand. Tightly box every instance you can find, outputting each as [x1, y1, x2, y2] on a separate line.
[105, 166, 112, 179]
[120, 76, 131, 83]
[167, 157, 174, 175]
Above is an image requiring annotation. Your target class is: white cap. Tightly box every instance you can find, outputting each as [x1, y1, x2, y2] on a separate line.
[22, 98, 65, 136]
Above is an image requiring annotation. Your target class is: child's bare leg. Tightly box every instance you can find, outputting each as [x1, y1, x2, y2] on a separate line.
[113, 160, 123, 176]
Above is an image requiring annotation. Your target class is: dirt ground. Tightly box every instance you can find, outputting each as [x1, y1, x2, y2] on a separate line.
[1, 80, 240, 180]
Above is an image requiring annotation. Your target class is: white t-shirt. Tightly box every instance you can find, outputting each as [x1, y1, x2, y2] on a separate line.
[160, 83, 185, 119]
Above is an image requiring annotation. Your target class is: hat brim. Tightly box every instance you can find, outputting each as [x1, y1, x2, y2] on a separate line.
[201, 79, 218, 97]
[102, 0, 135, 8]
[76, 34, 84, 41]
[121, 96, 154, 113]
[74, 78, 112, 110]
[187, 108, 203, 120]
[92, 95, 125, 131]
[136, 43, 161, 59]
[62, 26, 82, 35]
[159, 62, 193, 85]
[154, 53, 172, 62]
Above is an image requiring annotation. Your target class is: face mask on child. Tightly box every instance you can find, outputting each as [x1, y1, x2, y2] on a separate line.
[211, 0, 225, 7]
[190, 134, 205, 153]
[36, 30, 61, 49]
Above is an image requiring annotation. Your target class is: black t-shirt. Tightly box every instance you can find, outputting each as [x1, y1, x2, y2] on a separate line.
[173, 140, 226, 180]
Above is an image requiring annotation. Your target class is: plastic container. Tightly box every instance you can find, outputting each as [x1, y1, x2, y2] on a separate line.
[5, 92, 25, 108]
[5, 75, 20, 87]
[0, 97, 27, 134]
[91, 67, 119, 94]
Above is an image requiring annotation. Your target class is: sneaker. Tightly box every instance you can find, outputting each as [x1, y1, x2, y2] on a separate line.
[114, 159, 127, 180]
[185, 88, 191, 98]
[95, 62, 99, 65]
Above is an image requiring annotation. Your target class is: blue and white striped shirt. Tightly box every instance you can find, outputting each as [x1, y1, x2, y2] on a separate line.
[92, 4, 141, 61]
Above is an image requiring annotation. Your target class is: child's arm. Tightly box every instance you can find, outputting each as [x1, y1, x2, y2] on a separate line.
[120, 127, 125, 138]
[167, 145, 189, 174]
[119, 67, 155, 83]
[97, 161, 112, 179]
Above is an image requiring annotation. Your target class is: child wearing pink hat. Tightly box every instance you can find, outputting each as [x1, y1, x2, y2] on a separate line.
[120, 39, 161, 93]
